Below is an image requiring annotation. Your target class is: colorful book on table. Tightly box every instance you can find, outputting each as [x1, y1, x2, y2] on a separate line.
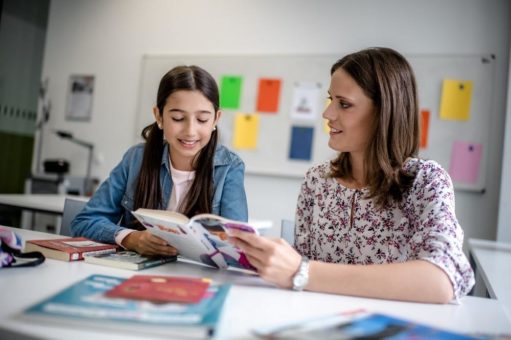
[84, 250, 177, 270]
[131, 208, 257, 271]
[21, 274, 230, 339]
[105, 275, 211, 303]
[253, 309, 479, 339]
[24, 237, 117, 261]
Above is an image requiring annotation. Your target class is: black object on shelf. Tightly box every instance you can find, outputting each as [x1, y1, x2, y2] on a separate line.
[43, 159, 70, 175]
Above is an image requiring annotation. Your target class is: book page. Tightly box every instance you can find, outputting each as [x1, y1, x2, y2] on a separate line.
[132, 210, 227, 269]
[133, 208, 190, 225]
[191, 214, 258, 236]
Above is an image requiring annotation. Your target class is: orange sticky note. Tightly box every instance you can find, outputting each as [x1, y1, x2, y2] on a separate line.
[256, 78, 281, 113]
[420, 109, 430, 149]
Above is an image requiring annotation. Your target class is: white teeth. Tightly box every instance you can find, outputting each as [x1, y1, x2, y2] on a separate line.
[180, 140, 196, 145]
[330, 128, 340, 133]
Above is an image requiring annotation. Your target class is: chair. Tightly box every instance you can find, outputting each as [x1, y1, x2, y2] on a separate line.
[280, 219, 295, 245]
[59, 197, 87, 236]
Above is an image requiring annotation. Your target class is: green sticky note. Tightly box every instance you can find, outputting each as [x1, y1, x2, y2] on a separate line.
[220, 76, 242, 109]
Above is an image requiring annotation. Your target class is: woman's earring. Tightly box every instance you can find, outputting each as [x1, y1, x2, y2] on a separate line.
[157, 123, 162, 129]
[213, 126, 217, 131]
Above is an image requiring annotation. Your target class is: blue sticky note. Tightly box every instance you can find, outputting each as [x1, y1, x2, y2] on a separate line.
[289, 126, 314, 161]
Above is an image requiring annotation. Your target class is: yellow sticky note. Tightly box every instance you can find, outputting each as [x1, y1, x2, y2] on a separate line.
[323, 119, 330, 133]
[439, 79, 473, 121]
[323, 98, 331, 133]
[233, 113, 259, 149]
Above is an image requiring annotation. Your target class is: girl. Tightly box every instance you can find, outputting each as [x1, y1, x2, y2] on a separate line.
[229, 48, 474, 304]
[72, 65, 248, 256]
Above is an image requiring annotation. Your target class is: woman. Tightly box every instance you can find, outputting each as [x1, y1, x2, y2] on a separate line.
[230, 47, 474, 303]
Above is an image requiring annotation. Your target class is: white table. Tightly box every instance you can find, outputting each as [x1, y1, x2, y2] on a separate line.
[1, 227, 510, 340]
[0, 194, 273, 232]
[469, 238, 511, 320]
[0, 194, 89, 215]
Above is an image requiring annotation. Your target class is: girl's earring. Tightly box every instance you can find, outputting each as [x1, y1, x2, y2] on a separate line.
[157, 123, 162, 129]
[213, 126, 217, 131]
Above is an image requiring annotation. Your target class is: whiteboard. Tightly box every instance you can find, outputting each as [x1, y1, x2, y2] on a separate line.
[135, 54, 495, 192]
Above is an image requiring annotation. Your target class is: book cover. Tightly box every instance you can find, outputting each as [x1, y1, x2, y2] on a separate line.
[21, 274, 230, 339]
[84, 250, 177, 270]
[253, 310, 478, 339]
[131, 209, 257, 271]
[105, 275, 211, 303]
[24, 237, 118, 262]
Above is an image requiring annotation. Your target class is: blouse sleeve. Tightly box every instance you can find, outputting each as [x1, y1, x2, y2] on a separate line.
[409, 162, 475, 300]
[294, 167, 316, 258]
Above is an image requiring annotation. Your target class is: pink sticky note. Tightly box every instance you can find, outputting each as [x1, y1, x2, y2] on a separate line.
[448, 141, 483, 183]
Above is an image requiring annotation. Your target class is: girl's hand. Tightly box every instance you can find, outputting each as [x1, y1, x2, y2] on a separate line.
[229, 230, 302, 288]
[122, 230, 178, 256]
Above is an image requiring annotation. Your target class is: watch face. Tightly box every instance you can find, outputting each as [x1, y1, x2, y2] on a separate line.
[293, 275, 306, 288]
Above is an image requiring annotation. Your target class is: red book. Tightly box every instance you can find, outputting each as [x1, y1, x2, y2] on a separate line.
[24, 237, 118, 262]
[105, 275, 211, 304]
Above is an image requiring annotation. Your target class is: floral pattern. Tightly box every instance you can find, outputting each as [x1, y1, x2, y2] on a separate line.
[295, 158, 475, 299]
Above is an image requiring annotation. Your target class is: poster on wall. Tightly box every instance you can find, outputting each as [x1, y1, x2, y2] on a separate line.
[66, 75, 95, 121]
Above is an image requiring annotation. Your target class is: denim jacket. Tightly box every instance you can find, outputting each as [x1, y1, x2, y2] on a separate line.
[71, 143, 248, 244]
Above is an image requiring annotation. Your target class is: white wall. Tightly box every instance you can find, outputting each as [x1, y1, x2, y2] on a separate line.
[497, 43, 511, 243]
[38, 0, 510, 239]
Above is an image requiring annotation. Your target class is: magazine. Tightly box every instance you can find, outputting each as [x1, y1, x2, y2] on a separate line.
[131, 208, 257, 271]
[21, 274, 230, 339]
[252, 310, 478, 339]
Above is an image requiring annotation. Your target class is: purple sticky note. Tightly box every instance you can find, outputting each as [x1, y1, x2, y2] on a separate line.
[448, 141, 483, 183]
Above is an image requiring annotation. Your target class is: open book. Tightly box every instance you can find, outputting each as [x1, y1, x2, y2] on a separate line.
[131, 209, 257, 271]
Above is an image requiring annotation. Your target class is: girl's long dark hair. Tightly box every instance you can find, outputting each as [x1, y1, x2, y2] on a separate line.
[133, 65, 219, 219]
[329, 47, 419, 208]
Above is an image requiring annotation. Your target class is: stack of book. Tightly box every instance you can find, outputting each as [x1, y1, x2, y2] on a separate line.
[84, 250, 177, 270]
[24, 237, 118, 261]
[21, 274, 230, 339]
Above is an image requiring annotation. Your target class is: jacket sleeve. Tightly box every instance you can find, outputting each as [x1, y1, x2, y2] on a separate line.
[218, 159, 248, 222]
[70, 147, 136, 244]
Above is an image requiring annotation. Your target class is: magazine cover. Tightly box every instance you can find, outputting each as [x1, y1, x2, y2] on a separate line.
[21, 274, 230, 339]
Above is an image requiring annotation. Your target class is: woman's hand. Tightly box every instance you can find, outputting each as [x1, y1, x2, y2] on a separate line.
[229, 230, 302, 288]
[122, 230, 178, 256]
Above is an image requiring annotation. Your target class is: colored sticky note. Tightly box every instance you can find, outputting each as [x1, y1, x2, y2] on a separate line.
[256, 78, 282, 113]
[448, 141, 483, 184]
[439, 79, 473, 120]
[420, 109, 430, 149]
[233, 113, 259, 149]
[290, 81, 322, 120]
[323, 98, 332, 133]
[289, 126, 314, 161]
[220, 76, 243, 109]
[323, 119, 330, 133]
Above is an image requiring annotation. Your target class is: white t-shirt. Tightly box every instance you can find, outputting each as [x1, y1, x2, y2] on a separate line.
[167, 161, 195, 212]
[115, 158, 195, 247]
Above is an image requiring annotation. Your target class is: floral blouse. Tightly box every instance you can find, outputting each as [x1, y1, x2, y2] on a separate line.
[295, 158, 475, 300]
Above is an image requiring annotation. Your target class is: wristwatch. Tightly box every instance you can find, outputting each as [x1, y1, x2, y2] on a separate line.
[292, 256, 310, 291]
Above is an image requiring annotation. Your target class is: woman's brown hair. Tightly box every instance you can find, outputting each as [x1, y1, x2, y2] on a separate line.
[133, 65, 219, 220]
[329, 47, 419, 207]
